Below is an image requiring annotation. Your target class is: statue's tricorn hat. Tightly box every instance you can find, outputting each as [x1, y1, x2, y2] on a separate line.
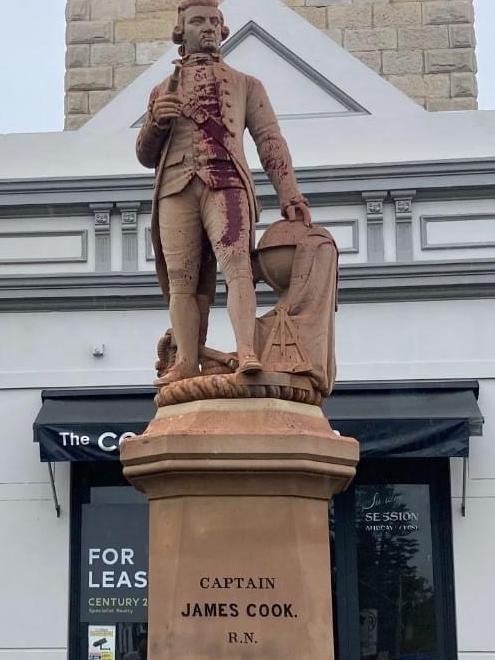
[173, 0, 230, 44]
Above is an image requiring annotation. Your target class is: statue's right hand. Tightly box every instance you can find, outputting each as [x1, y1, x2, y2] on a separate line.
[151, 93, 182, 128]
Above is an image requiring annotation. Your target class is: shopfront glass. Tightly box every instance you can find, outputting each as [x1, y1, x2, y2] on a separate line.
[334, 459, 457, 660]
[71, 465, 149, 660]
[356, 484, 437, 659]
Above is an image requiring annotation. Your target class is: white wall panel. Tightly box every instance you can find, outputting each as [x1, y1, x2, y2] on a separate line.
[0, 387, 70, 652]
[466, 380, 495, 480]
[0, 215, 95, 275]
[412, 199, 495, 262]
[423, 215, 495, 249]
[336, 298, 495, 381]
[1, 299, 495, 388]
[0, 308, 234, 389]
[452, 497, 495, 655]
[451, 457, 495, 499]
[0, 487, 70, 649]
[450, 382, 495, 656]
[0, 390, 54, 483]
[451, 381, 495, 500]
[0, 233, 86, 262]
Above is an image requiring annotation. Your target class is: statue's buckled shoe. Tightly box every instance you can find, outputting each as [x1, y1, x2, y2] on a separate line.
[154, 363, 200, 387]
[237, 355, 263, 375]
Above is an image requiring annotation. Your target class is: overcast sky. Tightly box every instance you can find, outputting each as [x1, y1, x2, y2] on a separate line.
[0, 0, 493, 134]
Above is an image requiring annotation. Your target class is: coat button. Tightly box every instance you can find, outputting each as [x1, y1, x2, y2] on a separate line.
[226, 101, 232, 108]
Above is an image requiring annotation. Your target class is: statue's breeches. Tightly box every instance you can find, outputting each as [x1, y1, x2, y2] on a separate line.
[158, 177, 252, 294]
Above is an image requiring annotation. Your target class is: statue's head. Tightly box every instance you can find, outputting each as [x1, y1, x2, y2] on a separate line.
[173, 0, 230, 56]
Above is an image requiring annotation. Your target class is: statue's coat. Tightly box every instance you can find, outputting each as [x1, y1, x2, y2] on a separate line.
[136, 60, 304, 303]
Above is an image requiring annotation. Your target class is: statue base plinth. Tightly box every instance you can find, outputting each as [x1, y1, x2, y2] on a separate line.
[121, 398, 359, 660]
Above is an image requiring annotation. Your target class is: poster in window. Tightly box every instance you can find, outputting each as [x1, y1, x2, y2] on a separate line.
[80, 503, 149, 623]
[88, 625, 116, 660]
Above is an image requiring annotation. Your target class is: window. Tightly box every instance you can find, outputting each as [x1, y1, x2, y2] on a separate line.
[334, 459, 457, 660]
[70, 464, 149, 660]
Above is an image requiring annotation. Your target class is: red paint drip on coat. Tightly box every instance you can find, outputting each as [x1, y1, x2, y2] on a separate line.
[191, 71, 245, 228]
[194, 76, 240, 187]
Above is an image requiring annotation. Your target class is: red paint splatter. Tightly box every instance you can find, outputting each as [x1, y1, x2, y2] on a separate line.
[219, 188, 243, 247]
[182, 65, 246, 242]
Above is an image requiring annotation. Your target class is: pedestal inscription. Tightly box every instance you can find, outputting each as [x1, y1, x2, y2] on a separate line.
[149, 494, 332, 656]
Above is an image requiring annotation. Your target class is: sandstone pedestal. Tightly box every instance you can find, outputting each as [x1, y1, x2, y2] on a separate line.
[121, 398, 359, 660]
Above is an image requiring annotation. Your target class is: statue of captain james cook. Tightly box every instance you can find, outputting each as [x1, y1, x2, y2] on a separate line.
[137, 0, 311, 385]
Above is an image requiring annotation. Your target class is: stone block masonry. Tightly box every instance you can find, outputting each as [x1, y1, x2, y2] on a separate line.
[65, 0, 477, 129]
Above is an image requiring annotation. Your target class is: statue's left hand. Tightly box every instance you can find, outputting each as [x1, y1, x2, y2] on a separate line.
[285, 201, 312, 228]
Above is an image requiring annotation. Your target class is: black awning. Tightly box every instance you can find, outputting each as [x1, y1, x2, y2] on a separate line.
[34, 381, 483, 462]
[324, 381, 483, 458]
[34, 388, 155, 462]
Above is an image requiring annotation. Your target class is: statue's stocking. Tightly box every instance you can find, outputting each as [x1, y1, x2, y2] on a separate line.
[226, 274, 257, 361]
[169, 292, 200, 373]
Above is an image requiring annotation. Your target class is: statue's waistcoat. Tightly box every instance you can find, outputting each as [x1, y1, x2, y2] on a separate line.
[159, 63, 243, 198]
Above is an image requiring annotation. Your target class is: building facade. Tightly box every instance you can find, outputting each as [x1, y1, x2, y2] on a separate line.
[1, 1, 494, 658]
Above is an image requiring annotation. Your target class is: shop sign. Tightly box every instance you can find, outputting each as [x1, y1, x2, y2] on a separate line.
[359, 489, 420, 536]
[81, 504, 149, 623]
[39, 427, 141, 461]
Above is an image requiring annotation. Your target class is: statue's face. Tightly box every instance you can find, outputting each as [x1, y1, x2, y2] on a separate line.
[182, 6, 222, 55]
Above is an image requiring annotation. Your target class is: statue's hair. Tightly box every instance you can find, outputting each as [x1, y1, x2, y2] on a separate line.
[179, 0, 219, 10]
[172, 0, 230, 45]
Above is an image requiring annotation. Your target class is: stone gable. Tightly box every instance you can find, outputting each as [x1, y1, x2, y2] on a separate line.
[65, 0, 477, 129]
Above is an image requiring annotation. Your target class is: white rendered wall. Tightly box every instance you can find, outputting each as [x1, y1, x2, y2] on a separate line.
[0, 388, 70, 660]
[451, 379, 495, 660]
[1, 298, 491, 389]
[0, 308, 233, 390]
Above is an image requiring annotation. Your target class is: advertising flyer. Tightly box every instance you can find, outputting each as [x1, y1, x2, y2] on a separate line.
[88, 625, 116, 660]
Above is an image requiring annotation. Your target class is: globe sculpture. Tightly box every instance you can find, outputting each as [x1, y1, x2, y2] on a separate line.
[255, 218, 309, 293]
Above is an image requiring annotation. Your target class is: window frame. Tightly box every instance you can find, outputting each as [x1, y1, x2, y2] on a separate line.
[69, 462, 138, 660]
